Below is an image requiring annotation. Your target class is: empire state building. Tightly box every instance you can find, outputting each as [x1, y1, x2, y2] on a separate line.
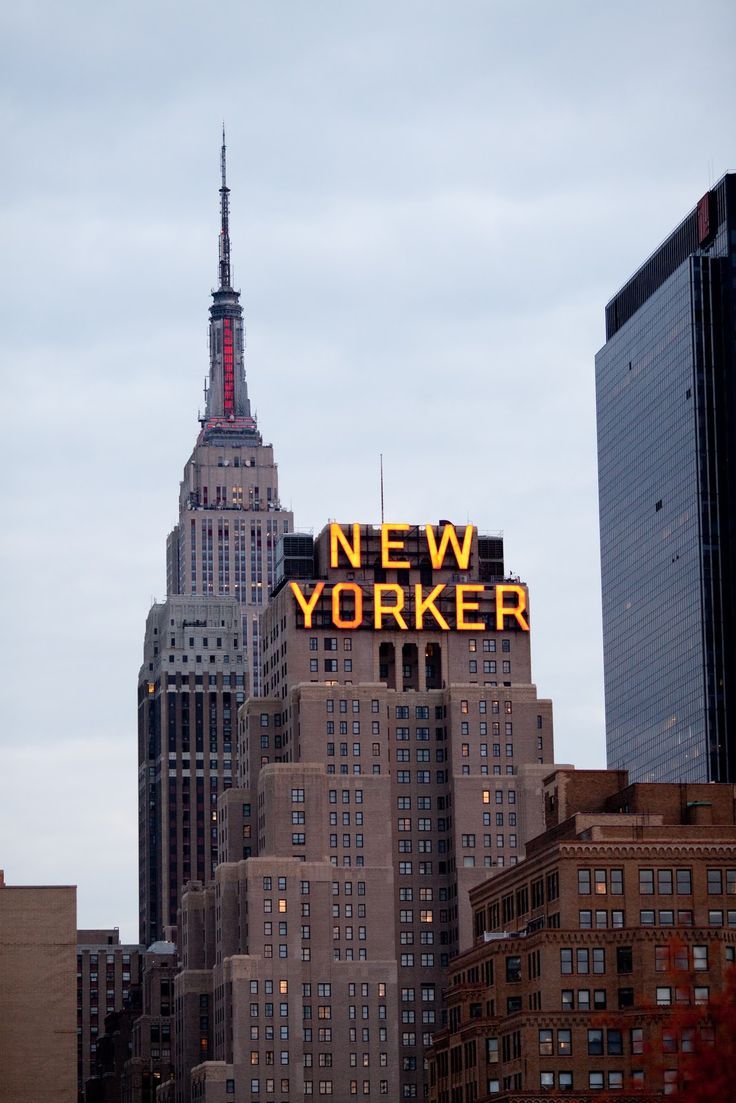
[138, 135, 293, 944]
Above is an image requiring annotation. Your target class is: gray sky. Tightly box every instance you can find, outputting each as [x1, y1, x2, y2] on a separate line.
[1, 0, 735, 942]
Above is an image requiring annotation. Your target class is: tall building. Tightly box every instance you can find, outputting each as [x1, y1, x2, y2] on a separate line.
[84, 939, 178, 1103]
[173, 521, 555, 1101]
[0, 869, 77, 1102]
[428, 767, 736, 1102]
[138, 135, 293, 944]
[596, 175, 736, 783]
[76, 929, 142, 1099]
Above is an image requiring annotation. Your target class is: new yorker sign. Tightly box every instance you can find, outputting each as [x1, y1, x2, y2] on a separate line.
[289, 523, 529, 632]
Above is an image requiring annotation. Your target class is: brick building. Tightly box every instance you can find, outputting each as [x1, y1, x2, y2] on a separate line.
[84, 940, 177, 1103]
[173, 520, 555, 1101]
[0, 870, 76, 1102]
[76, 929, 143, 1098]
[428, 768, 736, 1102]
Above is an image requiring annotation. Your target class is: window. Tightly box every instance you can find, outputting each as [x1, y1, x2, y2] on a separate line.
[578, 869, 591, 895]
[587, 1029, 603, 1056]
[658, 869, 673, 895]
[662, 1029, 678, 1054]
[676, 868, 692, 894]
[538, 1029, 553, 1055]
[616, 947, 632, 974]
[639, 869, 654, 895]
[693, 945, 708, 971]
[506, 956, 522, 983]
[607, 1029, 623, 1055]
[594, 869, 607, 895]
[707, 869, 723, 894]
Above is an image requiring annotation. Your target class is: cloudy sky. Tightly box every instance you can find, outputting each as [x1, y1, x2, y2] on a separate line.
[1, 1, 735, 941]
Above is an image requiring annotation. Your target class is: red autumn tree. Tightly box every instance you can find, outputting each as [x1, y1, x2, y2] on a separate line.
[638, 962, 736, 1101]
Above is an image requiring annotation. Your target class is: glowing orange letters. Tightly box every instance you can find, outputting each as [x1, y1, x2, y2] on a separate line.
[495, 584, 529, 631]
[414, 584, 450, 631]
[328, 522, 475, 570]
[425, 523, 473, 570]
[329, 523, 361, 568]
[456, 584, 485, 631]
[332, 582, 363, 629]
[291, 524, 530, 634]
[289, 581, 529, 632]
[289, 581, 325, 628]
[380, 523, 411, 568]
[374, 584, 408, 630]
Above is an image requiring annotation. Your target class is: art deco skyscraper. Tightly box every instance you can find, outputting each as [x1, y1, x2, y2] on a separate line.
[173, 522, 555, 1101]
[138, 136, 293, 945]
[596, 175, 736, 783]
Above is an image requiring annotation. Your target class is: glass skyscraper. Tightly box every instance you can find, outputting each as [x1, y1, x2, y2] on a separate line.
[596, 174, 736, 782]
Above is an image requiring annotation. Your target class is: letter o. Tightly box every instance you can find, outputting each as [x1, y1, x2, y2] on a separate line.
[332, 582, 363, 629]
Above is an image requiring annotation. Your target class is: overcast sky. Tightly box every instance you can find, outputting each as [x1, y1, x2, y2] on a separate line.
[1, 1, 735, 942]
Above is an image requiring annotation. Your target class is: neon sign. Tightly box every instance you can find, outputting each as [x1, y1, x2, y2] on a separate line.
[289, 523, 529, 633]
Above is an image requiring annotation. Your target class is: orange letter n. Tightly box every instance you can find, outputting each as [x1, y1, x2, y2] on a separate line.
[330, 523, 361, 568]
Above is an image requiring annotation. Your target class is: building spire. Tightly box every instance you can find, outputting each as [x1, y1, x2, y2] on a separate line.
[202, 130, 257, 437]
[218, 125, 231, 290]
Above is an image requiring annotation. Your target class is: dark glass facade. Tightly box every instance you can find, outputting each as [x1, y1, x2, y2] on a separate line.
[596, 175, 736, 782]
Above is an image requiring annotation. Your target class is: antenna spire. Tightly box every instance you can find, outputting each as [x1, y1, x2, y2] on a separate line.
[218, 126, 231, 289]
[380, 453, 385, 524]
